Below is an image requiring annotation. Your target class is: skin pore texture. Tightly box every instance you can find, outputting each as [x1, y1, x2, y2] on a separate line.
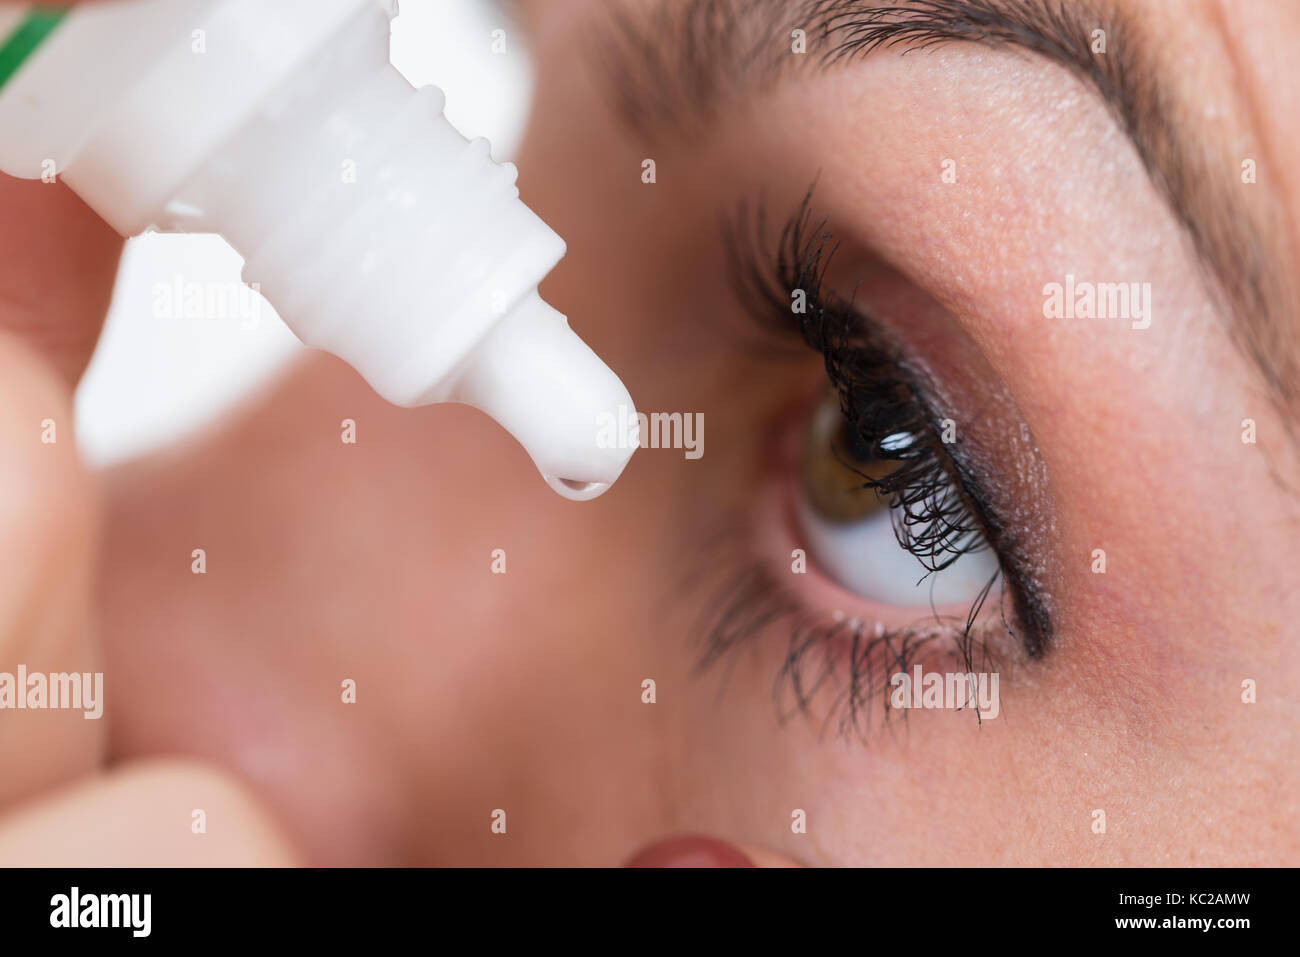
[0, 0, 1298, 865]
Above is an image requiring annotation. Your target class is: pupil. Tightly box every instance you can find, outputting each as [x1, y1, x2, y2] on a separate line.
[838, 416, 878, 465]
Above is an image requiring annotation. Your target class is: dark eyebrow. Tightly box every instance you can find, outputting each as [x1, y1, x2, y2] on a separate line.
[593, 0, 1298, 425]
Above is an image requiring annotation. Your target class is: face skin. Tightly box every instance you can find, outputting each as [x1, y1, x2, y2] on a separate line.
[3, 0, 1297, 866]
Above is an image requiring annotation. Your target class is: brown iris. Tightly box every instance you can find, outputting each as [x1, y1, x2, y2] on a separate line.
[800, 392, 902, 523]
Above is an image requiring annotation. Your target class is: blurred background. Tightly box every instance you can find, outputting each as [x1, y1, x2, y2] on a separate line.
[74, 0, 533, 465]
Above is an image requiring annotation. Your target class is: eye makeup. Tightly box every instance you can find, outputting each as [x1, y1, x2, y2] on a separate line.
[690, 181, 1057, 734]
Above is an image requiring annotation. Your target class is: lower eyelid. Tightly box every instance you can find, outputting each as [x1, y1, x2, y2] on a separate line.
[687, 473, 1010, 738]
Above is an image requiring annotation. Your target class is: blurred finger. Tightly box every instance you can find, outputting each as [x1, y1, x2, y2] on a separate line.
[0, 331, 103, 809]
[0, 175, 122, 387]
[0, 758, 301, 865]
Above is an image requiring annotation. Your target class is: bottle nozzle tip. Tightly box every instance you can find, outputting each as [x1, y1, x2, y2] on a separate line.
[449, 290, 638, 502]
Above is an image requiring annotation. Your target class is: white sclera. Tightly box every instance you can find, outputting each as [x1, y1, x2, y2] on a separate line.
[797, 494, 1002, 608]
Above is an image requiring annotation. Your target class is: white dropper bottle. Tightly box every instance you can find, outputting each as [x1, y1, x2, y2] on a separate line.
[0, 0, 637, 500]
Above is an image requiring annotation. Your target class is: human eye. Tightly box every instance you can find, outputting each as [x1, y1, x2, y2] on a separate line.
[697, 182, 1053, 733]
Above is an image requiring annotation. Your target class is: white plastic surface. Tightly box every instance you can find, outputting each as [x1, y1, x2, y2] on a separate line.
[0, 0, 638, 497]
[447, 289, 637, 496]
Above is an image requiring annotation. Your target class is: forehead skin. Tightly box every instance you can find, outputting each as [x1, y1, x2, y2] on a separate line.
[517, 0, 1300, 363]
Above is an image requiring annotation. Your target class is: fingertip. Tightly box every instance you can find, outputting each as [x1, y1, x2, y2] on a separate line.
[0, 176, 122, 386]
[0, 758, 304, 866]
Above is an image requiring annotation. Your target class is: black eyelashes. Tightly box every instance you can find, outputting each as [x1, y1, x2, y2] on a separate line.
[725, 181, 997, 580]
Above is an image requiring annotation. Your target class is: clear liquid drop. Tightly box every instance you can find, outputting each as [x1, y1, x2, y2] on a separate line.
[543, 474, 611, 501]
